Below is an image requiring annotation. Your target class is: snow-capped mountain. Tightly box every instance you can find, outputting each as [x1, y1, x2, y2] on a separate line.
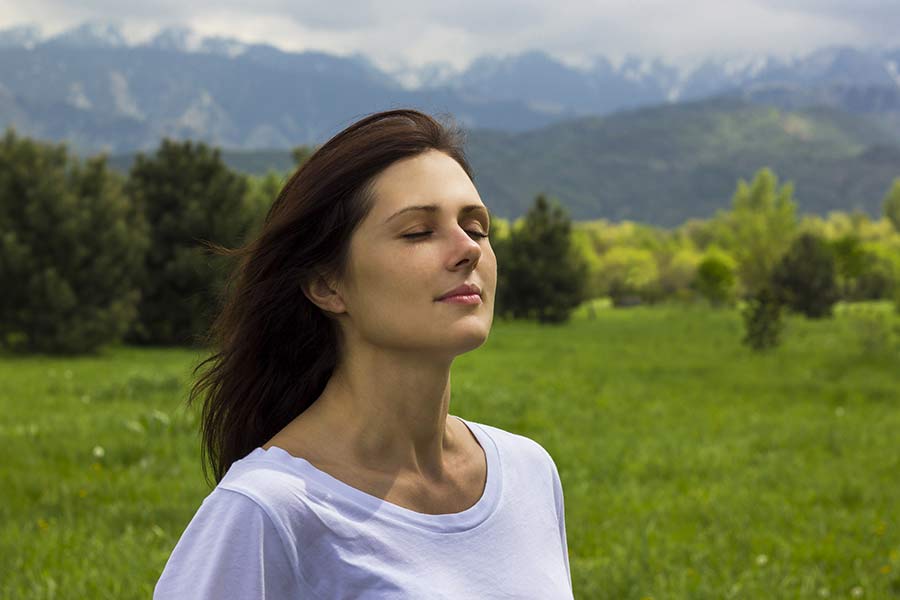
[1, 21, 899, 153]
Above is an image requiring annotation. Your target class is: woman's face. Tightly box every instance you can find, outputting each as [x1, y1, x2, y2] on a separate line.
[335, 149, 496, 357]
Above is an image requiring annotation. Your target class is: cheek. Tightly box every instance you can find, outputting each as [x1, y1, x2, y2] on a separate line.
[352, 252, 430, 308]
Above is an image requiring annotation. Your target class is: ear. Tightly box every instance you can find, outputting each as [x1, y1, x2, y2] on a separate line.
[302, 272, 347, 315]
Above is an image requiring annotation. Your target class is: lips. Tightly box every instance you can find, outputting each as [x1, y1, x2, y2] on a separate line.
[436, 283, 482, 300]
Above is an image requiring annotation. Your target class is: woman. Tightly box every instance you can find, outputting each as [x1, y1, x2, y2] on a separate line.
[154, 109, 573, 599]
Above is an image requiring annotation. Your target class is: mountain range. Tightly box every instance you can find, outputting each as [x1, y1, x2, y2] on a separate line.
[3, 22, 900, 152]
[2, 22, 900, 225]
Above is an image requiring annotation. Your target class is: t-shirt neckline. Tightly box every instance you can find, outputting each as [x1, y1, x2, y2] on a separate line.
[250, 415, 502, 534]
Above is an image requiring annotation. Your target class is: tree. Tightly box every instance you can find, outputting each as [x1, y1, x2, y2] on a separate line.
[771, 232, 839, 318]
[715, 168, 798, 297]
[0, 130, 149, 353]
[883, 178, 900, 233]
[495, 194, 588, 323]
[126, 139, 253, 345]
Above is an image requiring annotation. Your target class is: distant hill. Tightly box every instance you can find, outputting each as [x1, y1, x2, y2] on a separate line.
[108, 97, 900, 227]
[465, 97, 900, 226]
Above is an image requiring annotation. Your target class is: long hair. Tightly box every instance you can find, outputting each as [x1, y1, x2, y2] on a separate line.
[190, 109, 475, 483]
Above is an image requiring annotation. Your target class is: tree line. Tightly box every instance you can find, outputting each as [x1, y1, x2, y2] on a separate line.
[2, 129, 899, 354]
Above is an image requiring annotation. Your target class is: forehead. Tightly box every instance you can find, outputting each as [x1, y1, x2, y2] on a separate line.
[366, 150, 484, 219]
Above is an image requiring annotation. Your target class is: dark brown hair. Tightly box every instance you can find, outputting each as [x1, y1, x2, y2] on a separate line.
[189, 109, 475, 483]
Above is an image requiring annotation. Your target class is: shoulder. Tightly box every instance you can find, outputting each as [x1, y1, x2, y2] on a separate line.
[155, 485, 304, 598]
[217, 449, 316, 530]
[464, 418, 560, 477]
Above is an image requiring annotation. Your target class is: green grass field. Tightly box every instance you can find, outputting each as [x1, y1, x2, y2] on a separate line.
[2, 302, 899, 599]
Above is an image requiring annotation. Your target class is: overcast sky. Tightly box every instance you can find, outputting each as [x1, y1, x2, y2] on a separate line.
[1, 0, 898, 72]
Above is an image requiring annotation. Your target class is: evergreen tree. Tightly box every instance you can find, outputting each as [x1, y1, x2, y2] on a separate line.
[0, 130, 148, 353]
[771, 232, 839, 318]
[126, 139, 253, 345]
[496, 194, 588, 323]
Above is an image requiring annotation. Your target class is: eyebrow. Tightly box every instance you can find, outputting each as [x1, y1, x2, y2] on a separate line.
[383, 204, 490, 225]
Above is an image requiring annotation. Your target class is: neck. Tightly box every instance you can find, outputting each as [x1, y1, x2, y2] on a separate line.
[295, 346, 462, 481]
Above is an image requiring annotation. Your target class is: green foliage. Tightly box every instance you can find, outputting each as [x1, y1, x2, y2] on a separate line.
[692, 248, 737, 307]
[0, 130, 149, 353]
[715, 168, 799, 297]
[244, 170, 285, 237]
[846, 303, 900, 356]
[883, 177, 900, 233]
[593, 246, 659, 306]
[829, 233, 868, 299]
[495, 194, 588, 323]
[125, 139, 253, 346]
[771, 233, 840, 319]
[855, 248, 898, 301]
[655, 247, 701, 302]
[741, 286, 784, 351]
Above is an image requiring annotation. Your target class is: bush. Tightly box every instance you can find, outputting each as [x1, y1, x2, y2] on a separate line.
[0, 130, 149, 353]
[692, 249, 736, 307]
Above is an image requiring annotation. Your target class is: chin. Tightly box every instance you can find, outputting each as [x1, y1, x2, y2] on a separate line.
[452, 323, 491, 354]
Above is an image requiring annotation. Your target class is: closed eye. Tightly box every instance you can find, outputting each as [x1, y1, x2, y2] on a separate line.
[403, 230, 489, 240]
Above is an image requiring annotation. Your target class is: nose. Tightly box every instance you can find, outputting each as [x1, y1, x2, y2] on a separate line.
[450, 226, 482, 270]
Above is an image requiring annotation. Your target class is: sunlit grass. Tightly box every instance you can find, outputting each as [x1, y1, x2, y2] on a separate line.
[1, 302, 899, 598]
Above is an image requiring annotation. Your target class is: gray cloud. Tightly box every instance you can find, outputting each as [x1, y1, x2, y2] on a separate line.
[0, 0, 897, 71]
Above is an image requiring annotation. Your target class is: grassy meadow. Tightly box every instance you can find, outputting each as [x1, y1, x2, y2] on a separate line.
[1, 301, 899, 599]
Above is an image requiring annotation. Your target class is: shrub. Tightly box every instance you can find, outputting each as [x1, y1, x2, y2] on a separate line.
[692, 249, 737, 307]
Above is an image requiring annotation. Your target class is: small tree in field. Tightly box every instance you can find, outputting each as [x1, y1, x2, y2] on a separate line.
[0, 130, 148, 353]
[716, 168, 798, 297]
[741, 285, 784, 352]
[495, 194, 588, 323]
[771, 232, 839, 318]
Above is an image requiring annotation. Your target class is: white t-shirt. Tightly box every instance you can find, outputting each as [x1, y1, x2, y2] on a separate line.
[154, 416, 573, 599]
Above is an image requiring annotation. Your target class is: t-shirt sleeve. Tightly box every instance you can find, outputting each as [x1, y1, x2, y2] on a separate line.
[154, 487, 299, 599]
[549, 455, 572, 591]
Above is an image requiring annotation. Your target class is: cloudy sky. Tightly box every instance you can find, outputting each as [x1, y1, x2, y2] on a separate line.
[0, 0, 898, 72]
